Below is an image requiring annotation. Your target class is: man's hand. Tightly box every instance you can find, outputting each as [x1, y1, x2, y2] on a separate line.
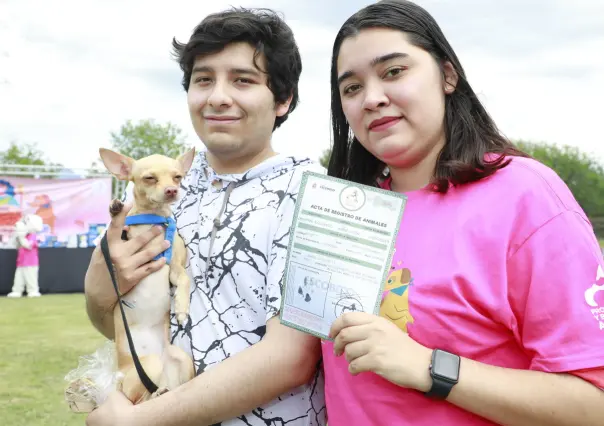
[106, 200, 170, 295]
[84, 200, 173, 338]
[112, 315, 322, 426]
[86, 391, 137, 426]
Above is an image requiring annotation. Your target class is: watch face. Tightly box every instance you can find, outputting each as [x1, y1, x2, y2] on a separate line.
[433, 350, 460, 381]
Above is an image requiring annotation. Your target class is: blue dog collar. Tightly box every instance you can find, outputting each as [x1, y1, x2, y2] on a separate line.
[124, 214, 176, 264]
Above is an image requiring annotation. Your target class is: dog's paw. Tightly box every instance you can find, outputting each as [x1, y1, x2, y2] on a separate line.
[109, 199, 124, 217]
[176, 313, 188, 326]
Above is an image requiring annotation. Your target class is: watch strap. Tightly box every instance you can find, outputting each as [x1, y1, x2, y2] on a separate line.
[425, 375, 455, 399]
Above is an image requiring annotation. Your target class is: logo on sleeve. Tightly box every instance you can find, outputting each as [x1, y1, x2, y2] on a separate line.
[585, 265, 604, 330]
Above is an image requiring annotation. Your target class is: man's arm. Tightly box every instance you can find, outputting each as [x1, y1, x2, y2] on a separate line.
[130, 316, 321, 426]
[84, 246, 119, 339]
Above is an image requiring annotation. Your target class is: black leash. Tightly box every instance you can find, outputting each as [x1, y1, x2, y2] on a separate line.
[99, 233, 159, 395]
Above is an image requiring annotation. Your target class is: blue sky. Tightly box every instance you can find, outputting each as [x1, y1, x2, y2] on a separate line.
[1, 0, 603, 168]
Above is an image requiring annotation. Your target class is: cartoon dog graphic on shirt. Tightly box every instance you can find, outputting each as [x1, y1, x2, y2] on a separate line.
[380, 266, 414, 332]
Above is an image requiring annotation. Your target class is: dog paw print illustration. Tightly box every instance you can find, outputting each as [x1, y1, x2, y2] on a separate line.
[298, 280, 312, 303]
[380, 267, 414, 332]
[293, 275, 329, 317]
[585, 265, 604, 330]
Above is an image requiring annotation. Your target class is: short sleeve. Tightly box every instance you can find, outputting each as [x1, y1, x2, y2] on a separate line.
[508, 209, 604, 373]
[264, 163, 326, 321]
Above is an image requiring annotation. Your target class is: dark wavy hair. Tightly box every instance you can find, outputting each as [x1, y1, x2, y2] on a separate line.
[328, 0, 528, 191]
[171, 7, 302, 130]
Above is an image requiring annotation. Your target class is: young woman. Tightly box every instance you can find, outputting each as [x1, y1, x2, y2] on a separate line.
[323, 1, 604, 425]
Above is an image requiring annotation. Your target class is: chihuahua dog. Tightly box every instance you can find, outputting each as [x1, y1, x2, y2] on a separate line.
[98, 147, 196, 405]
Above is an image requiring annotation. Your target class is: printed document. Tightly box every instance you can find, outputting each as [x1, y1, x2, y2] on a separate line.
[280, 172, 407, 340]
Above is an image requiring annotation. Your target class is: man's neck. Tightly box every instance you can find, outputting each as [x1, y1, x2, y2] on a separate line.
[206, 146, 277, 175]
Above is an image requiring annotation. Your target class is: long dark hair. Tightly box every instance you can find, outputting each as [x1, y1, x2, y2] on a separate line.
[328, 0, 528, 191]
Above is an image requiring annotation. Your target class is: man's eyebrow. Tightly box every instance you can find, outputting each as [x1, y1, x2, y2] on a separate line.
[190, 66, 262, 76]
[191, 66, 211, 74]
[231, 67, 262, 77]
[337, 52, 409, 86]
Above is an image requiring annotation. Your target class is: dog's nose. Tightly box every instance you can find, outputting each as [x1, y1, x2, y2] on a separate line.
[165, 187, 178, 197]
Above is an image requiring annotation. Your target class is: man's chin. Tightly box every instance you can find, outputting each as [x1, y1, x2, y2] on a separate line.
[203, 136, 241, 151]
[203, 140, 247, 162]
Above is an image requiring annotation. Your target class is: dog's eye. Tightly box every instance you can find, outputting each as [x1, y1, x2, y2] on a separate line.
[144, 176, 157, 182]
[174, 175, 182, 180]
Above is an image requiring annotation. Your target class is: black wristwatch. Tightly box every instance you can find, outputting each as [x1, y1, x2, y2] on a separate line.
[425, 349, 460, 400]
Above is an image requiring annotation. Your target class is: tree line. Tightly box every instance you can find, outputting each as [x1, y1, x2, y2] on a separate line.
[1, 119, 603, 238]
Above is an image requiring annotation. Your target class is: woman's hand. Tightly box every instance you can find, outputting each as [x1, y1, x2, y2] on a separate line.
[330, 312, 433, 392]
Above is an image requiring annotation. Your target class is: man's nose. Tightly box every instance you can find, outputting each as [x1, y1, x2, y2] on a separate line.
[207, 82, 233, 108]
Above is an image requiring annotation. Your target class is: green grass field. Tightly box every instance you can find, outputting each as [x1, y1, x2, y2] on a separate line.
[0, 294, 106, 426]
[3, 245, 604, 426]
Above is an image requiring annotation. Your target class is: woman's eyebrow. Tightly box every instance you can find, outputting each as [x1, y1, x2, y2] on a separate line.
[337, 52, 409, 86]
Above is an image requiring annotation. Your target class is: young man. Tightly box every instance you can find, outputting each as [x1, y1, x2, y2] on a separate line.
[84, 8, 326, 426]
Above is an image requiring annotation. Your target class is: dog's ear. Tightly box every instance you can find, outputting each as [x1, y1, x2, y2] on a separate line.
[177, 147, 196, 175]
[99, 148, 135, 181]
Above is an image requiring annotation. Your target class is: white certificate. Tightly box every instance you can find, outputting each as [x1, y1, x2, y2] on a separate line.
[279, 171, 407, 340]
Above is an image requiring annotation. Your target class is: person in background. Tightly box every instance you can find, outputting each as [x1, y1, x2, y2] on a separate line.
[7, 214, 44, 298]
[323, 1, 604, 425]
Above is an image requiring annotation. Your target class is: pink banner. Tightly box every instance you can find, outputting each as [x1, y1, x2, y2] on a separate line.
[0, 176, 112, 246]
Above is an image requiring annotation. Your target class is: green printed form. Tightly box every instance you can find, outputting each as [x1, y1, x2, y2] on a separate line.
[279, 172, 407, 340]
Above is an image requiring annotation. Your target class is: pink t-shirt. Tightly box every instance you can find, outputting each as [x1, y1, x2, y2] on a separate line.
[16, 233, 39, 267]
[322, 156, 604, 425]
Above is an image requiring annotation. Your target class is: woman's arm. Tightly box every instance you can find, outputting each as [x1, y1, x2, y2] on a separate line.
[428, 352, 603, 426]
[331, 313, 604, 426]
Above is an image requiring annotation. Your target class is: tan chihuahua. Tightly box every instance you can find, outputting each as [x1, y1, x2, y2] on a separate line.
[99, 147, 196, 405]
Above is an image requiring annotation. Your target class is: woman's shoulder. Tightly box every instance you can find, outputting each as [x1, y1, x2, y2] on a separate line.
[446, 155, 591, 249]
[496, 155, 566, 187]
[480, 155, 585, 218]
